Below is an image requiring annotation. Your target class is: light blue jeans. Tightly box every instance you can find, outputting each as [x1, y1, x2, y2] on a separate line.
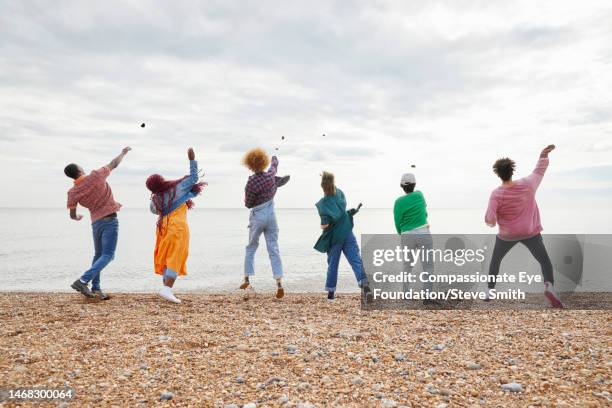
[401, 226, 434, 293]
[244, 200, 283, 279]
[80, 217, 119, 291]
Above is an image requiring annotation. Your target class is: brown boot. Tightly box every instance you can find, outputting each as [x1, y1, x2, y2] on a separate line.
[276, 287, 285, 299]
[239, 276, 251, 289]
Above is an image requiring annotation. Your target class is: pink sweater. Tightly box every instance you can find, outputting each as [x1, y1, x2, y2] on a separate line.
[485, 157, 549, 241]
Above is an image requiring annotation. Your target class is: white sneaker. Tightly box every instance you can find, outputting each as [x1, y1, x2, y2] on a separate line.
[544, 282, 564, 309]
[159, 286, 181, 304]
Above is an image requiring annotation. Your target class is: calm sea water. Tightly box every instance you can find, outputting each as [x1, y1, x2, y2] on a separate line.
[0, 208, 610, 292]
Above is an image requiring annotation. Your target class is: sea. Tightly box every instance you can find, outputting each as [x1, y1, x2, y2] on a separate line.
[1, 208, 610, 293]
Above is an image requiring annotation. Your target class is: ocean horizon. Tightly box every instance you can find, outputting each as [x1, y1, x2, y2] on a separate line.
[2, 208, 610, 293]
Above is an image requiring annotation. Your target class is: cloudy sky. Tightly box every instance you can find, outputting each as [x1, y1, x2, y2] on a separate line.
[1, 0, 611, 210]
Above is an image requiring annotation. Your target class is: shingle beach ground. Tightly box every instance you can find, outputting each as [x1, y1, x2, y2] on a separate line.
[1, 293, 610, 407]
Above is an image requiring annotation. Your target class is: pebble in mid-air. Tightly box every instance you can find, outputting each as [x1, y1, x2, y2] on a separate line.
[141, 123, 145, 128]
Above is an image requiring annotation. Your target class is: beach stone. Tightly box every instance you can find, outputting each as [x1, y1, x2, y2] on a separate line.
[439, 388, 451, 396]
[433, 344, 445, 351]
[381, 399, 398, 408]
[287, 345, 298, 354]
[243, 403, 256, 408]
[158, 335, 169, 341]
[160, 391, 174, 401]
[235, 376, 245, 384]
[224, 405, 239, 408]
[467, 363, 481, 370]
[501, 382, 523, 393]
[271, 351, 280, 357]
[436, 404, 448, 408]
[266, 376, 285, 384]
[593, 391, 611, 400]
[297, 403, 314, 408]
[298, 382, 310, 390]
[351, 376, 364, 385]
[394, 353, 406, 362]
[278, 395, 289, 404]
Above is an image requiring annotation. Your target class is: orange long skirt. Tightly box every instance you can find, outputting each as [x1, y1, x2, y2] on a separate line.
[154, 203, 190, 276]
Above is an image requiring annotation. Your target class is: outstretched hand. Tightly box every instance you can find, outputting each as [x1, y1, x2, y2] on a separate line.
[540, 144, 555, 158]
[348, 203, 363, 217]
[122, 146, 132, 155]
[188, 148, 195, 160]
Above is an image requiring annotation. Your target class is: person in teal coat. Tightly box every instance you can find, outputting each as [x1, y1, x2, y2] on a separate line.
[315, 172, 372, 302]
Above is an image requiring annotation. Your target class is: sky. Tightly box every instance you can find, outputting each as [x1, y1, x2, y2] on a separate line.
[1, 0, 611, 210]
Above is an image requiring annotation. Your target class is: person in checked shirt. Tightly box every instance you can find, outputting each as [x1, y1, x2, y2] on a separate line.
[240, 147, 290, 299]
[64, 146, 131, 300]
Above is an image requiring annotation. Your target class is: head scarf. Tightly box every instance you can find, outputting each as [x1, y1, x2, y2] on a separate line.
[146, 174, 205, 230]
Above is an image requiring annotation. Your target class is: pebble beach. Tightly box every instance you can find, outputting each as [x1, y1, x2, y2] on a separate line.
[1, 292, 610, 407]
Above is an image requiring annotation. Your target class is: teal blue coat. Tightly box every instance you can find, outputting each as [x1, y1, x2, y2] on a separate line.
[314, 188, 354, 253]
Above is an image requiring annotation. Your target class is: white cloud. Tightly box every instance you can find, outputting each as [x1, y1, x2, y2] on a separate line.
[1, 0, 611, 210]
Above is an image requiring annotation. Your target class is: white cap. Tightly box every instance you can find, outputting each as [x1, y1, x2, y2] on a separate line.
[400, 173, 416, 185]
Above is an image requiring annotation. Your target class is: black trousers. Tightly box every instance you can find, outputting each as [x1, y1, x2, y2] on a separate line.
[488, 233, 554, 289]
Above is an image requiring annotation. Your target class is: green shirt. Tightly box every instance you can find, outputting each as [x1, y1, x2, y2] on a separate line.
[314, 188, 353, 253]
[393, 191, 428, 234]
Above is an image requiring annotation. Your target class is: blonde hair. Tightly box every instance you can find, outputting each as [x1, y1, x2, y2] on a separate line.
[321, 171, 336, 196]
[242, 147, 270, 173]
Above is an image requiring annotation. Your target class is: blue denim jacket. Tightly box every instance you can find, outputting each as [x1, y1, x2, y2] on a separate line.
[150, 160, 199, 216]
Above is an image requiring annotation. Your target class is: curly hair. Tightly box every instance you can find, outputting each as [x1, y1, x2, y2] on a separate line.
[242, 147, 270, 173]
[493, 157, 516, 181]
[321, 171, 336, 196]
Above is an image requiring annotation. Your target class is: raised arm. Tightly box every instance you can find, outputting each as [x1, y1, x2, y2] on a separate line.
[174, 148, 199, 198]
[266, 155, 279, 177]
[525, 144, 554, 190]
[107, 146, 131, 170]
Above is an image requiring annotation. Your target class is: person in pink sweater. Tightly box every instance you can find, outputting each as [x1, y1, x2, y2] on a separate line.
[485, 145, 564, 308]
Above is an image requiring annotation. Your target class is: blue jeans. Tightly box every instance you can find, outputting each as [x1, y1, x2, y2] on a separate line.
[401, 226, 434, 293]
[325, 231, 369, 292]
[79, 217, 119, 290]
[244, 200, 283, 279]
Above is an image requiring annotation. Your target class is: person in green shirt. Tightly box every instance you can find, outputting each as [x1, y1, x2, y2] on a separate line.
[393, 173, 439, 305]
[315, 172, 372, 303]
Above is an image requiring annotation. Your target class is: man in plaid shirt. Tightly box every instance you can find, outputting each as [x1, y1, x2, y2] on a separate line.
[241, 148, 290, 298]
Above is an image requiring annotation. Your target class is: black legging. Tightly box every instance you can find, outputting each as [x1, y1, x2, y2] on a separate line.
[488, 233, 554, 289]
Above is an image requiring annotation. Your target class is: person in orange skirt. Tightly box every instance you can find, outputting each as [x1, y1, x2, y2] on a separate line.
[146, 148, 205, 303]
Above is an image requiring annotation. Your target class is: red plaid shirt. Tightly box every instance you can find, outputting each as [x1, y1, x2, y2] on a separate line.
[244, 156, 278, 208]
[67, 166, 121, 222]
